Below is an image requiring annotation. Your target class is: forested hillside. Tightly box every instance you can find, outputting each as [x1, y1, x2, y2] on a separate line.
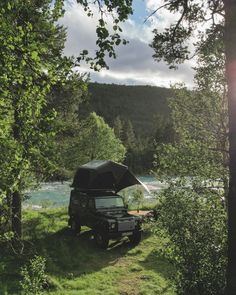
[78, 83, 174, 173]
[80, 83, 172, 138]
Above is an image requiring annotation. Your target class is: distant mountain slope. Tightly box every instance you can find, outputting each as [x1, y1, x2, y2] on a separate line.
[80, 83, 173, 138]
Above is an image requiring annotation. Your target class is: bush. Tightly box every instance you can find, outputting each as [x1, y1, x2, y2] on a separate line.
[132, 187, 144, 212]
[155, 188, 227, 295]
[20, 255, 47, 294]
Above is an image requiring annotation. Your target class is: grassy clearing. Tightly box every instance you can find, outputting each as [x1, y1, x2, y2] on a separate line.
[1, 208, 176, 295]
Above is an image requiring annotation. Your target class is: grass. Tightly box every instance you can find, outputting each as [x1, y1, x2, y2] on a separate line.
[0, 208, 176, 295]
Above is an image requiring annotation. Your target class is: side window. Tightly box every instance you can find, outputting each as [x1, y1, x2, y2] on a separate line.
[71, 190, 79, 205]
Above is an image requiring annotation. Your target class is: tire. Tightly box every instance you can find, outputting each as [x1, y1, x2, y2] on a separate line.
[129, 231, 142, 246]
[70, 218, 81, 235]
[94, 231, 109, 249]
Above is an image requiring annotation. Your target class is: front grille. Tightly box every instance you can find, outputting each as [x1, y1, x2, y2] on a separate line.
[118, 219, 135, 231]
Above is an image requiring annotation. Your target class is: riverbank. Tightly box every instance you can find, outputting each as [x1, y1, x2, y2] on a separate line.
[23, 176, 166, 208]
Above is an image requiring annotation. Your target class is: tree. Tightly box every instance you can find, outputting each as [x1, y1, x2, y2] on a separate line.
[113, 116, 123, 140]
[152, 114, 174, 144]
[150, 0, 236, 292]
[155, 84, 228, 192]
[46, 73, 89, 180]
[75, 0, 133, 70]
[123, 120, 136, 150]
[153, 54, 228, 293]
[0, 0, 133, 241]
[0, 0, 73, 240]
[65, 112, 126, 170]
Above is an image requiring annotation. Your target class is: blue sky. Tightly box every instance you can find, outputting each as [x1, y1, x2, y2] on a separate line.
[130, 0, 148, 23]
[60, 0, 195, 87]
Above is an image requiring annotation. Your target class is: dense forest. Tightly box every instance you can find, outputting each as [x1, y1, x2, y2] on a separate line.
[79, 83, 174, 173]
[81, 83, 172, 137]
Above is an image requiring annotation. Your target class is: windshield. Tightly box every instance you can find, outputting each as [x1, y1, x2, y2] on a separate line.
[95, 196, 124, 209]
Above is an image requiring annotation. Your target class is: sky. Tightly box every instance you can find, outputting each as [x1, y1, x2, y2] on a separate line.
[60, 0, 195, 88]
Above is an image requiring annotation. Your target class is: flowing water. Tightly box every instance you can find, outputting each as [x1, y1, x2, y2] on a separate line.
[23, 176, 166, 208]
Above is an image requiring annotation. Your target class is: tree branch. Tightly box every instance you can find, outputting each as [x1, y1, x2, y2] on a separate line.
[143, 3, 170, 23]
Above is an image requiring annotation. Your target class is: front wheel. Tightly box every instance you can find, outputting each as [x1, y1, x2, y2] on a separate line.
[70, 218, 81, 235]
[94, 231, 109, 249]
[129, 231, 142, 246]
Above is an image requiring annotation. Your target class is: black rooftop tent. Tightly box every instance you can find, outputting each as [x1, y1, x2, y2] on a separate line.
[71, 160, 143, 193]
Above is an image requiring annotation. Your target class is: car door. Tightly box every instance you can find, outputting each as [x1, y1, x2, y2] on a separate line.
[78, 194, 88, 225]
[85, 198, 96, 228]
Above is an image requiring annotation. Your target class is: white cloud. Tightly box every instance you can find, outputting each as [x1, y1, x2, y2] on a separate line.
[59, 0, 195, 88]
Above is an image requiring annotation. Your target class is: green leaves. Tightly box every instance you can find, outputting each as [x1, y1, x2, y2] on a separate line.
[151, 7, 229, 290]
[20, 255, 47, 294]
[64, 112, 126, 170]
[77, 0, 132, 70]
[0, 1, 76, 237]
[157, 188, 227, 294]
[31, 51, 39, 61]
[150, 1, 225, 70]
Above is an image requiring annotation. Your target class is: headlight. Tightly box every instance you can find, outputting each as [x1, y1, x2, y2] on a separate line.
[109, 223, 116, 229]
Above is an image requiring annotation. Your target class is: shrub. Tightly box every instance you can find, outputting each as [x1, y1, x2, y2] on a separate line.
[155, 187, 227, 295]
[132, 187, 144, 212]
[20, 255, 47, 294]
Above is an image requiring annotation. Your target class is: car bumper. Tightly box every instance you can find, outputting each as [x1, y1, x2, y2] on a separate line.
[108, 229, 142, 239]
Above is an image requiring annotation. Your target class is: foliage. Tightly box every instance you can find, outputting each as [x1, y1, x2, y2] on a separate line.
[0, 0, 74, 237]
[132, 187, 144, 212]
[113, 116, 123, 140]
[20, 255, 47, 295]
[150, 1, 224, 68]
[63, 112, 126, 172]
[152, 62, 229, 295]
[82, 83, 172, 138]
[156, 187, 227, 295]
[151, 2, 229, 292]
[0, 0, 134, 238]
[80, 83, 174, 173]
[46, 73, 89, 180]
[75, 0, 133, 70]
[154, 41, 228, 198]
[153, 114, 175, 145]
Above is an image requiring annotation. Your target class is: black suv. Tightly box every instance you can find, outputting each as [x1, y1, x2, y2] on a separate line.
[68, 189, 142, 248]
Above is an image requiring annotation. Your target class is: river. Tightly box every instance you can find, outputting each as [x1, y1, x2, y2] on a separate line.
[23, 176, 166, 208]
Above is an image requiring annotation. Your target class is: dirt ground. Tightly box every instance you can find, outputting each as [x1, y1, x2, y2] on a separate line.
[128, 210, 151, 216]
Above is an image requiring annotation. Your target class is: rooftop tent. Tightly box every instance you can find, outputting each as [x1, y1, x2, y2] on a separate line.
[71, 160, 143, 193]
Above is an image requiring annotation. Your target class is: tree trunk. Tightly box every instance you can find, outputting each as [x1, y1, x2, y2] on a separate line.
[224, 0, 236, 293]
[12, 191, 22, 239]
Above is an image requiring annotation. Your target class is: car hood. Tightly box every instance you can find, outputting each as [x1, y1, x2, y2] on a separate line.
[96, 209, 136, 220]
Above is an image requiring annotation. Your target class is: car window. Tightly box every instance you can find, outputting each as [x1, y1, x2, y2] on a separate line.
[95, 197, 124, 209]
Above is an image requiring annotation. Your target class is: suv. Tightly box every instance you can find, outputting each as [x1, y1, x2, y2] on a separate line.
[68, 189, 142, 248]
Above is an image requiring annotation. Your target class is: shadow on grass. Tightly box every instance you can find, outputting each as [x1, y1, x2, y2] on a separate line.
[139, 248, 176, 281]
[1, 209, 151, 294]
[34, 226, 137, 279]
[1, 226, 134, 294]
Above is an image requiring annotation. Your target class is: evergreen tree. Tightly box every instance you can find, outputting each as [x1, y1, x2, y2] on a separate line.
[113, 116, 123, 140]
[123, 120, 136, 150]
